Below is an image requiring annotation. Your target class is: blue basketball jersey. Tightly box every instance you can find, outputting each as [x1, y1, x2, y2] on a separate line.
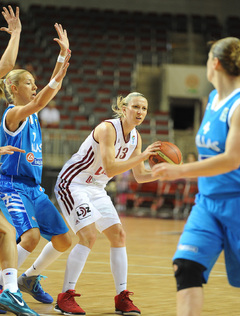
[0, 104, 42, 184]
[196, 88, 240, 197]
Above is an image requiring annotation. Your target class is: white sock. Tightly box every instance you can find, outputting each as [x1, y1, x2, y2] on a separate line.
[110, 247, 128, 294]
[2, 268, 18, 292]
[24, 242, 63, 277]
[17, 244, 31, 268]
[0, 244, 30, 287]
[62, 244, 90, 293]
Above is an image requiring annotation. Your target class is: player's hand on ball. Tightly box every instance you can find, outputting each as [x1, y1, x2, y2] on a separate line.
[143, 141, 162, 160]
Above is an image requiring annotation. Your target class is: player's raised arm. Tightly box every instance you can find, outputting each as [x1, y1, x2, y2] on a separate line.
[0, 6, 21, 78]
[50, 23, 70, 86]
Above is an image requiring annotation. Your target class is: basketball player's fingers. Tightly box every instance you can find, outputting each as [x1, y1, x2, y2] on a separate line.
[6, 146, 25, 153]
[149, 143, 162, 152]
[54, 23, 62, 38]
[7, 5, 15, 17]
[0, 27, 8, 32]
[64, 52, 71, 63]
[2, 7, 10, 19]
[57, 23, 63, 30]
[15, 6, 19, 18]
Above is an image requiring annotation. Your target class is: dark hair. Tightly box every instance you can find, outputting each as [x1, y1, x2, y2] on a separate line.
[209, 37, 240, 76]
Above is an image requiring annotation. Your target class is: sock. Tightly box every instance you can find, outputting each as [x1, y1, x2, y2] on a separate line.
[2, 268, 18, 292]
[0, 244, 30, 287]
[17, 244, 31, 268]
[62, 244, 90, 293]
[24, 242, 63, 277]
[110, 247, 128, 294]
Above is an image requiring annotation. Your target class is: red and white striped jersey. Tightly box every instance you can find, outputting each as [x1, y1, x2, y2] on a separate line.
[57, 118, 138, 188]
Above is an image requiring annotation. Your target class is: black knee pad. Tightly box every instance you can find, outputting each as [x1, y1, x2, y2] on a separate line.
[173, 258, 206, 291]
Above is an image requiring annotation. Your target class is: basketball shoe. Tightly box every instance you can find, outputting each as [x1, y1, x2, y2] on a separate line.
[114, 290, 141, 315]
[0, 289, 39, 316]
[54, 290, 86, 315]
[0, 287, 6, 314]
[18, 274, 53, 304]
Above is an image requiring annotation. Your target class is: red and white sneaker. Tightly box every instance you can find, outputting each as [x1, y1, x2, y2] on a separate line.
[54, 290, 85, 315]
[115, 290, 141, 315]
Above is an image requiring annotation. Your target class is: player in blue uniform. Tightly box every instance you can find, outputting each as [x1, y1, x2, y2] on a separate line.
[0, 5, 39, 316]
[0, 22, 72, 305]
[152, 37, 240, 315]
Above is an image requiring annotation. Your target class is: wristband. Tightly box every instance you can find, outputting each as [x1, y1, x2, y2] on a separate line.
[48, 78, 59, 89]
[57, 55, 65, 63]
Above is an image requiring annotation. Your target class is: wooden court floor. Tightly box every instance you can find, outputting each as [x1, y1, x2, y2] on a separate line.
[7, 216, 240, 316]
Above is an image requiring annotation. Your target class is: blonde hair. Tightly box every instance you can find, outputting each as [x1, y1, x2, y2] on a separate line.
[210, 37, 240, 76]
[0, 69, 28, 103]
[112, 92, 145, 118]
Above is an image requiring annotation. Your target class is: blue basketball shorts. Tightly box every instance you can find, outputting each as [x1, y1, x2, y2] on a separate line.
[0, 176, 69, 242]
[173, 193, 240, 287]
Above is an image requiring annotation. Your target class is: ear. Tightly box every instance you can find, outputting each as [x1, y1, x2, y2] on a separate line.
[10, 84, 18, 94]
[213, 57, 221, 70]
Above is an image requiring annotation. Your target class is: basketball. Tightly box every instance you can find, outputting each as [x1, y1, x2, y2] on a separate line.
[148, 141, 182, 168]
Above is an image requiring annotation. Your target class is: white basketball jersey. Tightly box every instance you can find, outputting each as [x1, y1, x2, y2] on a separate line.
[58, 118, 138, 188]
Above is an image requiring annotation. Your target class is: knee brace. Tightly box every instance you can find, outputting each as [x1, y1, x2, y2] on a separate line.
[173, 258, 206, 291]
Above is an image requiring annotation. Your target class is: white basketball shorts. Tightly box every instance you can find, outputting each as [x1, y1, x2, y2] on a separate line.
[55, 181, 121, 234]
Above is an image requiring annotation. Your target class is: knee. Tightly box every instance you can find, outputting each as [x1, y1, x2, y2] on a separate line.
[0, 223, 15, 245]
[78, 229, 97, 248]
[52, 232, 72, 252]
[20, 228, 40, 252]
[6, 223, 16, 238]
[110, 226, 126, 246]
[117, 227, 126, 244]
[173, 258, 206, 291]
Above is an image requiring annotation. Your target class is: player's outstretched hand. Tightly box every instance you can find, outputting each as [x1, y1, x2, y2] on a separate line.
[152, 162, 182, 181]
[54, 23, 69, 55]
[0, 6, 21, 35]
[0, 145, 25, 155]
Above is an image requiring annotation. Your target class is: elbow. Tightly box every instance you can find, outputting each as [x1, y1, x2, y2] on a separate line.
[105, 169, 115, 178]
[133, 176, 143, 184]
[228, 155, 240, 171]
[4, 63, 14, 74]
[232, 161, 240, 171]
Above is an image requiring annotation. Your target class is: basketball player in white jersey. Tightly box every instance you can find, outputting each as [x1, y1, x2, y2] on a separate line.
[54, 92, 162, 315]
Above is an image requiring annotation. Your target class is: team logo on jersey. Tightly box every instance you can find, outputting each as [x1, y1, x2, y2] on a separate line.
[219, 107, 229, 122]
[203, 121, 210, 135]
[26, 152, 34, 163]
[130, 135, 135, 145]
[26, 152, 42, 166]
[75, 203, 91, 220]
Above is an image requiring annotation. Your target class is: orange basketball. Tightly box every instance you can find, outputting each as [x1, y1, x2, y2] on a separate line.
[149, 141, 183, 168]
